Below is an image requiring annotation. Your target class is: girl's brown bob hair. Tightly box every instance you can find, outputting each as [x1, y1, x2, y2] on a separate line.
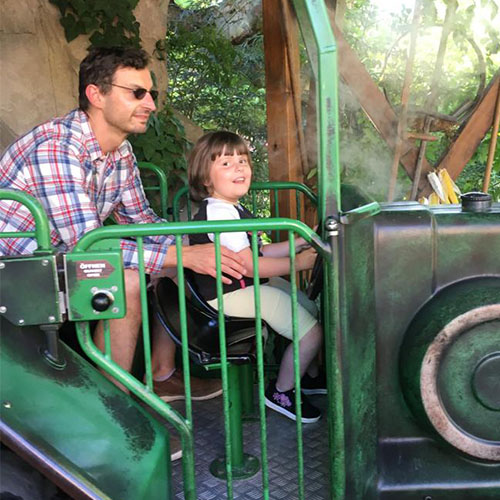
[188, 131, 252, 201]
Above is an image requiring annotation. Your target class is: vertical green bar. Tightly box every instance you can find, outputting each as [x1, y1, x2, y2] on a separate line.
[103, 320, 112, 359]
[251, 231, 269, 500]
[227, 364, 245, 466]
[186, 194, 192, 221]
[251, 190, 257, 213]
[214, 233, 234, 499]
[274, 189, 281, 242]
[137, 237, 153, 390]
[174, 236, 199, 499]
[175, 236, 193, 422]
[289, 231, 304, 499]
[239, 364, 254, 415]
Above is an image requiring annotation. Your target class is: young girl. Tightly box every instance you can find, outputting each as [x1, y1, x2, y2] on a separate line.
[188, 131, 325, 423]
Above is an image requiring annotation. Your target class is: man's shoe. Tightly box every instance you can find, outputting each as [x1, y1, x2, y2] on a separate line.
[301, 371, 327, 395]
[170, 433, 182, 461]
[264, 379, 321, 424]
[154, 370, 223, 402]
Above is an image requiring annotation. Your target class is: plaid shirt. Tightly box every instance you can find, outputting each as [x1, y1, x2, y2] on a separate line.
[0, 109, 173, 273]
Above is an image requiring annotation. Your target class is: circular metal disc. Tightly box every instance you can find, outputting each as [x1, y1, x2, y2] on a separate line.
[420, 304, 500, 461]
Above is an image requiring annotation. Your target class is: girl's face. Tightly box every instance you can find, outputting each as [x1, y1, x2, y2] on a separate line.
[206, 148, 252, 204]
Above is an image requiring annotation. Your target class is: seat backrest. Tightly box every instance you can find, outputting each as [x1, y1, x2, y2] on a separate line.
[151, 277, 259, 365]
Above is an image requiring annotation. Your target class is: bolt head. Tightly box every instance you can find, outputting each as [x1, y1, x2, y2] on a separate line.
[48, 316, 56, 322]
[112, 307, 119, 314]
[2, 401, 12, 409]
[41, 259, 49, 266]
[18, 319, 25, 325]
[0, 306, 6, 314]
[0, 262, 5, 269]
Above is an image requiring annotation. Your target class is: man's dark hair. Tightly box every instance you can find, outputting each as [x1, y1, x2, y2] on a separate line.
[79, 47, 150, 111]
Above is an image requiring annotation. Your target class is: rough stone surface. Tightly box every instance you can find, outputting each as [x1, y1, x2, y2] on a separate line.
[0, 0, 169, 151]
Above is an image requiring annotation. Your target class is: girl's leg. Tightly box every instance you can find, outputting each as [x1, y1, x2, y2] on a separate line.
[266, 276, 318, 316]
[208, 284, 322, 391]
[276, 323, 322, 392]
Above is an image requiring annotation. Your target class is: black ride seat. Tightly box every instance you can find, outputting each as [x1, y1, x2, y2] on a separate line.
[151, 275, 266, 365]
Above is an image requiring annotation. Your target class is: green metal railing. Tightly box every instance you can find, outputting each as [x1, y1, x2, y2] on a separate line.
[172, 182, 317, 223]
[72, 218, 330, 499]
[138, 162, 169, 220]
[0, 189, 52, 253]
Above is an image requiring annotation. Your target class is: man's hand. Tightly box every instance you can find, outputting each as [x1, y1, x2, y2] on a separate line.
[182, 244, 246, 284]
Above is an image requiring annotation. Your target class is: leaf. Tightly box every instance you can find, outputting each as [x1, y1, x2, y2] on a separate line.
[60, 13, 81, 42]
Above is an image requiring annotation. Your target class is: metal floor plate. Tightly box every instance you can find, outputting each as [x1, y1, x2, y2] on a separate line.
[170, 389, 329, 499]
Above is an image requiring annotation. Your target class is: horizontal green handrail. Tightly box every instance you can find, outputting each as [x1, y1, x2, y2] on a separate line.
[340, 202, 381, 224]
[172, 182, 318, 222]
[250, 181, 318, 205]
[0, 189, 52, 252]
[73, 218, 330, 259]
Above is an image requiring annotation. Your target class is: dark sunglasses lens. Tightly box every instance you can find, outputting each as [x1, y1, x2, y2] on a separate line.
[132, 88, 158, 100]
[133, 88, 148, 99]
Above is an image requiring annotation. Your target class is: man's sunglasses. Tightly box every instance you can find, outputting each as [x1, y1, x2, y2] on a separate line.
[110, 83, 158, 101]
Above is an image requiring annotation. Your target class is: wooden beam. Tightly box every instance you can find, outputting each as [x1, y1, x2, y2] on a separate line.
[263, 0, 302, 220]
[427, 73, 500, 195]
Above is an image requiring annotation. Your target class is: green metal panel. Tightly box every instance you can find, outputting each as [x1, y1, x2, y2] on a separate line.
[64, 251, 126, 321]
[338, 202, 500, 499]
[0, 318, 171, 500]
[0, 255, 62, 326]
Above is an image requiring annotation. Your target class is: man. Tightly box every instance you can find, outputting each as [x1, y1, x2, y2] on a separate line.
[0, 47, 245, 410]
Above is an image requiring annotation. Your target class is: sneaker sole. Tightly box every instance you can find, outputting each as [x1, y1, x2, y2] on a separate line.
[302, 388, 327, 395]
[160, 388, 223, 403]
[264, 397, 321, 424]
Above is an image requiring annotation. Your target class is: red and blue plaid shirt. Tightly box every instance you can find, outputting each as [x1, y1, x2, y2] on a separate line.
[0, 109, 173, 273]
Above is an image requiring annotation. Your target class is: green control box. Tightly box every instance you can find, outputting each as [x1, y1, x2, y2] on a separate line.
[64, 251, 126, 321]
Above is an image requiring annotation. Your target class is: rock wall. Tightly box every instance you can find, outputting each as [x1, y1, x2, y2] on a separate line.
[0, 0, 170, 151]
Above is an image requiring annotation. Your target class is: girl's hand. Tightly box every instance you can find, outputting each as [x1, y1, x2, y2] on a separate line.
[294, 224, 318, 252]
[296, 247, 317, 271]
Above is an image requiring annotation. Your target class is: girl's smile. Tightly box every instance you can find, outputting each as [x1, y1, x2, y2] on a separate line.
[207, 149, 252, 204]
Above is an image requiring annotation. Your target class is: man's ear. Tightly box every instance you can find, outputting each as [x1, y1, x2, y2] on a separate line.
[85, 84, 105, 109]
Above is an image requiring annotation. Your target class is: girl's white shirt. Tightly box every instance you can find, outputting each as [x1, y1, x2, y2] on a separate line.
[204, 197, 250, 253]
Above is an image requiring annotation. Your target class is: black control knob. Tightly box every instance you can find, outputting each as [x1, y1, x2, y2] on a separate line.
[91, 291, 113, 312]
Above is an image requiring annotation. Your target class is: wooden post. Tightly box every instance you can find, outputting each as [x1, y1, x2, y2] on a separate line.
[483, 86, 500, 193]
[263, 0, 302, 221]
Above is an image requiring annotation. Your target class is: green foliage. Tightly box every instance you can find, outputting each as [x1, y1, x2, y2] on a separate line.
[129, 106, 190, 206]
[50, 0, 191, 210]
[49, 0, 140, 47]
[166, 9, 269, 191]
[339, 0, 500, 199]
[455, 130, 500, 201]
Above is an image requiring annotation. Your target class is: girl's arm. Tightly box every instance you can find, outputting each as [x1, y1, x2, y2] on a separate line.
[238, 246, 317, 278]
[260, 235, 309, 258]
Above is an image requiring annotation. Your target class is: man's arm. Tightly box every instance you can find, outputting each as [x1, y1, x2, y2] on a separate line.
[162, 243, 245, 284]
[27, 142, 102, 251]
[115, 165, 245, 280]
